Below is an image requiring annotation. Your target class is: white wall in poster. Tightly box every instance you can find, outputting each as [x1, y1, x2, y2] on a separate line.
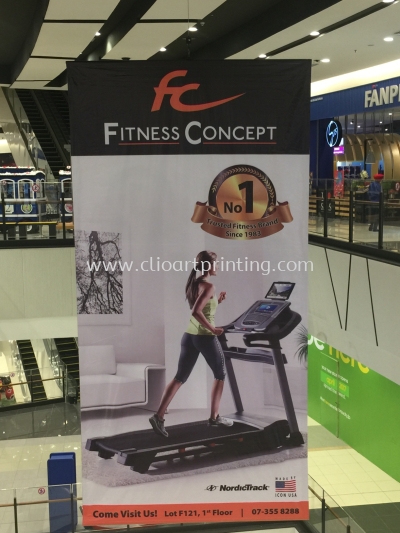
[73, 153, 308, 408]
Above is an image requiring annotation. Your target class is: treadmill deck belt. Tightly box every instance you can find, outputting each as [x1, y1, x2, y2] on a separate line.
[86, 418, 294, 473]
[88, 419, 260, 453]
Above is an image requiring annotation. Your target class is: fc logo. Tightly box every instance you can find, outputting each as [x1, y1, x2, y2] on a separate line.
[152, 71, 244, 112]
[206, 485, 217, 491]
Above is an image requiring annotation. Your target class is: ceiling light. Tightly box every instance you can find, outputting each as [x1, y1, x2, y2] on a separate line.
[350, 121, 354, 124]
[321, 58, 330, 63]
[384, 37, 394, 42]
[310, 31, 320, 36]
[259, 54, 267, 58]
[160, 47, 167, 52]
[95, 31, 101, 36]
[382, 0, 395, 3]
[385, 128, 388, 131]
[188, 26, 197, 32]
[357, 125, 361, 128]
[389, 112, 393, 115]
[380, 121, 383, 123]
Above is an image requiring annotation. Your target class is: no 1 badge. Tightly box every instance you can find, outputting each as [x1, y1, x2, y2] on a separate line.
[192, 165, 293, 240]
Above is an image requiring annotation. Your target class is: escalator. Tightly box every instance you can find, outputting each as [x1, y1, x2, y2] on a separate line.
[53, 337, 80, 400]
[47, 91, 70, 134]
[16, 340, 47, 402]
[35, 90, 70, 158]
[16, 89, 69, 177]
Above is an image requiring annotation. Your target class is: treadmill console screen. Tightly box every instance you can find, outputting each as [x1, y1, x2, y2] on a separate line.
[266, 282, 295, 300]
[255, 303, 278, 313]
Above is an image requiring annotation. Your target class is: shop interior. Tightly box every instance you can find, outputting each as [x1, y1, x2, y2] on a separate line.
[309, 109, 400, 251]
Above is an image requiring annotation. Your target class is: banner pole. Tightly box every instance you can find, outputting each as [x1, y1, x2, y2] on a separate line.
[349, 189, 354, 243]
[378, 191, 384, 249]
[324, 181, 328, 238]
[13, 493, 18, 533]
[1, 191, 7, 240]
[61, 192, 66, 240]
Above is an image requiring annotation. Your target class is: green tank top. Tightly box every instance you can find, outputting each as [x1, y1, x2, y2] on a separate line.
[186, 295, 218, 336]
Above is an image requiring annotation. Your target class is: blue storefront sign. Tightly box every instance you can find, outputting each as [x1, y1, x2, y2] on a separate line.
[311, 75, 400, 120]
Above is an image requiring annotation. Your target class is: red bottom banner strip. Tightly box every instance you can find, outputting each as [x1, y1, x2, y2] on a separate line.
[83, 502, 309, 525]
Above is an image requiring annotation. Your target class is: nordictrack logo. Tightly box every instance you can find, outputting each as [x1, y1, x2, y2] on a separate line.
[206, 484, 270, 492]
[152, 70, 245, 112]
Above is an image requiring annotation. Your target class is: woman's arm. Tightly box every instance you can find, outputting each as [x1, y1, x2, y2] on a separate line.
[191, 284, 220, 335]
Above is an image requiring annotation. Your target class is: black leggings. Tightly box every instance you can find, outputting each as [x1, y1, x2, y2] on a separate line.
[174, 333, 226, 383]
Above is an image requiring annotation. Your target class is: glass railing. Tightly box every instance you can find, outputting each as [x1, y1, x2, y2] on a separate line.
[0, 186, 73, 245]
[0, 368, 66, 408]
[44, 338, 67, 392]
[309, 178, 400, 254]
[0, 477, 366, 533]
[308, 476, 366, 533]
[2, 87, 55, 181]
[43, 338, 78, 404]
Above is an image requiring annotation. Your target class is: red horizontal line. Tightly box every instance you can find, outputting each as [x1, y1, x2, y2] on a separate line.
[118, 142, 180, 145]
[203, 142, 277, 145]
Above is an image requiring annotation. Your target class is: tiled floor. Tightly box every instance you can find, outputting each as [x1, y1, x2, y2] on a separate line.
[308, 418, 400, 507]
[0, 434, 82, 490]
[308, 417, 400, 533]
[0, 407, 399, 533]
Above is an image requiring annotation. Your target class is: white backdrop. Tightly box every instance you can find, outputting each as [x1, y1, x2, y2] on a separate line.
[73, 153, 309, 408]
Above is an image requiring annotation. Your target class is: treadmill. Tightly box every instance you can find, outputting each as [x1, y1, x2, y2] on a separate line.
[86, 281, 304, 474]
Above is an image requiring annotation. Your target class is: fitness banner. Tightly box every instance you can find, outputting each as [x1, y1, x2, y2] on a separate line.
[68, 60, 310, 526]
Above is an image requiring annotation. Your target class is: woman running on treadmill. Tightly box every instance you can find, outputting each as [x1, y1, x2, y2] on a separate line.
[149, 250, 233, 437]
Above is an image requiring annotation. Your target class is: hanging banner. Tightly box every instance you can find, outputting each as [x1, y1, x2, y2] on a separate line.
[68, 60, 310, 527]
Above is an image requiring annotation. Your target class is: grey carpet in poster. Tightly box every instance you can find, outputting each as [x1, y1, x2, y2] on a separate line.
[83, 433, 307, 486]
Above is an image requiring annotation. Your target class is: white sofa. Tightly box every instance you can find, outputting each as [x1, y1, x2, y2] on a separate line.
[79, 345, 165, 411]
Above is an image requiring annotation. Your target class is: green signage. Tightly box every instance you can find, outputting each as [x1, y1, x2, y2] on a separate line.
[308, 336, 400, 482]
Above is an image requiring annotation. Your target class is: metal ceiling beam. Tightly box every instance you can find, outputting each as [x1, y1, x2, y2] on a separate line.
[45, 0, 157, 87]
[150, 0, 341, 60]
[262, 1, 391, 58]
[0, 0, 50, 85]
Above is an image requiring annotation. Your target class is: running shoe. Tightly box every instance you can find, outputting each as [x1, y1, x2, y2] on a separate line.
[208, 415, 234, 427]
[149, 414, 168, 437]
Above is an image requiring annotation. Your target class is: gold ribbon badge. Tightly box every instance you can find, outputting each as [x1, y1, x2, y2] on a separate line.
[191, 201, 293, 240]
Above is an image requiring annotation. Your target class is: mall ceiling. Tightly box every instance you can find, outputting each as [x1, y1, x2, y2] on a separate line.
[0, 0, 399, 91]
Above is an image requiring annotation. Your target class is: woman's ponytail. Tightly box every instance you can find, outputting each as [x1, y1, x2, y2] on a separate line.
[185, 267, 198, 309]
[185, 251, 217, 308]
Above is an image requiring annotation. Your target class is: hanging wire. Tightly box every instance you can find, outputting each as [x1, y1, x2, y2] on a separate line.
[186, 0, 192, 58]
